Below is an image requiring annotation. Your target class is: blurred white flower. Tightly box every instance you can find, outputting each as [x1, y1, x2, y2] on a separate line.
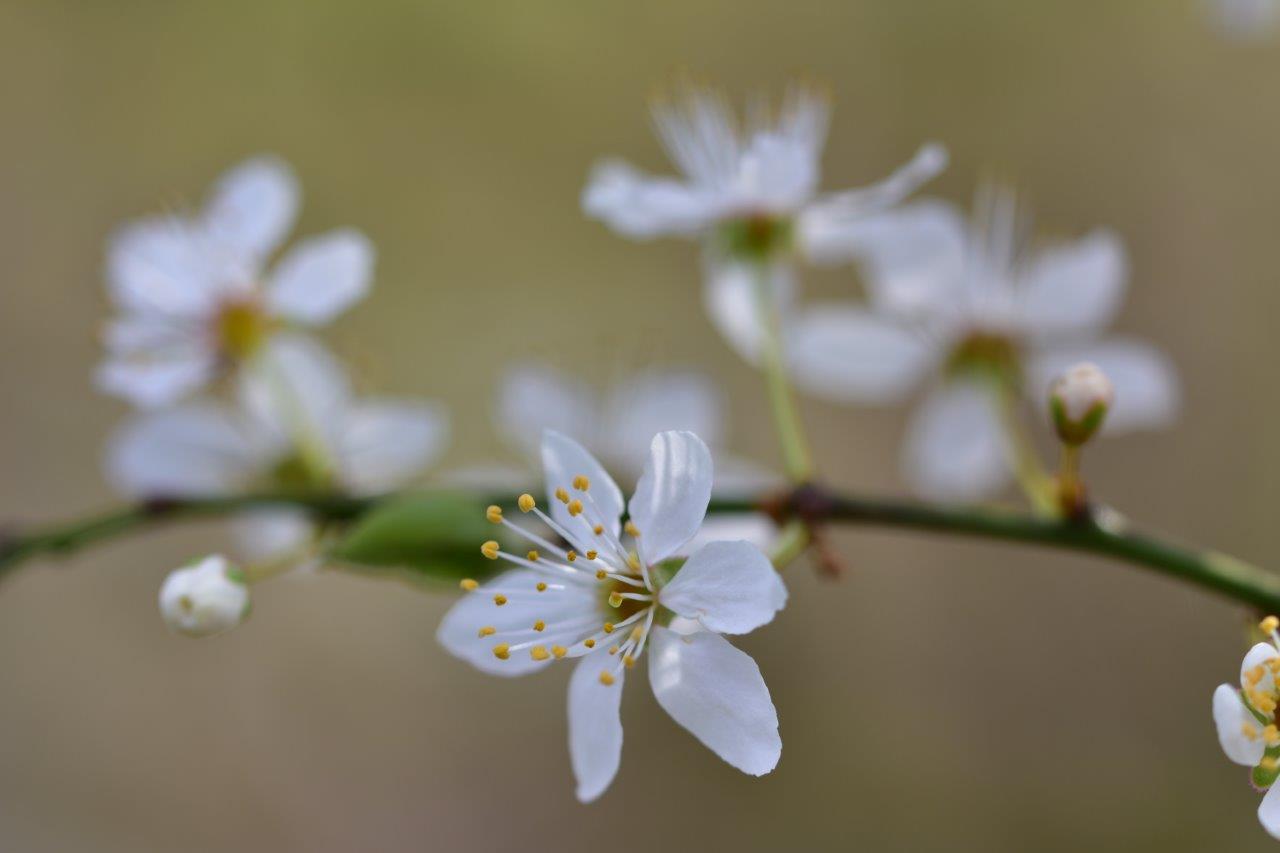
[107, 335, 449, 560]
[98, 156, 374, 408]
[438, 430, 785, 802]
[1213, 617, 1280, 839]
[780, 184, 1179, 500]
[1048, 361, 1114, 446]
[158, 554, 249, 637]
[582, 84, 945, 362]
[1203, 0, 1280, 40]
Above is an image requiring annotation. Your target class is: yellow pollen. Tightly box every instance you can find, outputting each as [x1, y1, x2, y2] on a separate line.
[567, 550, 578, 562]
[459, 578, 479, 591]
[493, 594, 508, 606]
[518, 493, 536, 512]
[599, 671, 615, 686]
[584, 638, 596, 648]
[608, 645, 619, 655]
[573, 475, 590, 491]
[1263, 616, 1280, 634]
[1248, 666, 1267, 686]
[478, 625, 496, 638]
[623, 655, 636, 669]
[555, 487, 570, 504]
[534, 620, 546, 632]
[595, 569, 608, 580]
[486, 505, 503, 523]
[1266, 725, 1280, 745]
[552, 645, 568, 659]
[527, 550, 540, 561]
[530, 645, 550, 661]
[536, 582, 548, 592]
[626, 552, 641, 571]
[1264, 757, 1280, 772]
[593, 524, 604, 535]
[603, 622, 615, 634]
[567, 499, 584, 517]
[481, 540, 500, 560]
[630, 625, 643, 640]
[586, 550, 598, 560]
[1268, 658, 1280, 674]
[624, 521, 640, 538]
[492, 643, 510, 660]
[1244, 722, 1261, 740]
[1253, 691, 1278, 714]
[608, 592, 624, 608]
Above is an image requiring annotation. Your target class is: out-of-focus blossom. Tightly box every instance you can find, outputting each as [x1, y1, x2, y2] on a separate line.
[158, 554, 250, 637]
[438, 430, 785, 802]
[1203, 0, 1280, 40]
[1213, 616, 1280, 840]
[98, 156, 374, 408]
[107, 335, 448, 560]
[582, 84, 946, 363]
[780, 184, 1178, 500]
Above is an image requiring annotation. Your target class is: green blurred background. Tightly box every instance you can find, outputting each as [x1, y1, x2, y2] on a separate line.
[1, 0, 1278, 849]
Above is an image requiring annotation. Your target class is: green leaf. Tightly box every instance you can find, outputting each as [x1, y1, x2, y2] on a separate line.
[329, 493, 498, 586]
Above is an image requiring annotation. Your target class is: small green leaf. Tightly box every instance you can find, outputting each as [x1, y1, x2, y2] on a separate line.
[329, 493, 498, 586]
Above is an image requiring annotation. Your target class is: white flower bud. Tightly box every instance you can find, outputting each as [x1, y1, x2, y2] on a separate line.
[1049, 362, 1115, 446]
[158, 555, 250, 637]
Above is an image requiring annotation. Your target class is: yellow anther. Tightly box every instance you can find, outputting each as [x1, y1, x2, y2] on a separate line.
[584, 638, 596, 649]
[573, 475, 590, 491]
[1265, 724, 1280, 745]
[567, 499, 584, 517]
[493, 594, 508, 606]
[536, 582, 548, 592]
[567, 550, 578, 563]
[555, 487, 570, 504]
[533, 620, 546, 632]
[530, 645, 550, 661]
[623, 655, 636, 669]
[1253, 691, 1278, 714]
[608, 645, 619, 655]
[1248, 666, 1267, 686]
[599, 671, 616, 686]
[552, 645, 568, 659]
[1264, 757, 1280, 772]
[1268, 658, 1280, 674]
[1263, 616, 1279, 634]
[492, 643, 511, 660]
[486, 505, 503, 523]
[608, 592, 624, 607]
[1244, 722, 1261, 740]
[527, 550, 540, 562]
[478, 625, 496, 638]
[595, 569, 608, 580]
[630, 625, 643, 641]
[593, 524, 604, 535]
[481, 540, 500, 560]
[460, 578, 479, 591]
[603, 622, 615, 634]
[586, 550, 598, 560]
[518, 493, 536, 512]
[625, 521, 641, 538]
[626, 552, 641, 571]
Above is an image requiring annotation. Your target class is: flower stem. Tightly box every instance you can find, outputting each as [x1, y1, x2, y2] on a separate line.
[994, 381, 1057, 515]
[751, 261, 813, 482]
[3, 488, 1279, 613]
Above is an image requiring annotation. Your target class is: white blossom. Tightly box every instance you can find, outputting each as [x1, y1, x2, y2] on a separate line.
[438, 430, 786, 801]
[1213, 617, 1280, 840]
[158, 554, 249, 637]
[98, 156, 374, 408]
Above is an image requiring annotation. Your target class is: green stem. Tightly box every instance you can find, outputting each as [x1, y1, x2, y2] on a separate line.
[994, 381, 1057, 515]
[2, 488, 1278, 613]
[751, 261, 813, 482]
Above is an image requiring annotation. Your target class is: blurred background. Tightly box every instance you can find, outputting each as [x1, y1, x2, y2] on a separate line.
[1, 0, 1278, 849]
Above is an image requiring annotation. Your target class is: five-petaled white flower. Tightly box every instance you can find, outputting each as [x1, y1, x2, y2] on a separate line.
[438, 429, 787, 802]
[107, 335, 448, 562]
[778, 183, 1180, 500]
[581, 84, 947, 365]
[98, 155, 374, 408]
[1213, 616, 1280, 840]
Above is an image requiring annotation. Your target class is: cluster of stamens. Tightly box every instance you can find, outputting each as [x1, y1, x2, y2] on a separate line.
[459, 475, 657, 686]
[1241, 615, 1280, 771]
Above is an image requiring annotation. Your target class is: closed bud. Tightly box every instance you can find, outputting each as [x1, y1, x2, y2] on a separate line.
[1049, 362, 1114, 446]
[158, 555, 250, 638]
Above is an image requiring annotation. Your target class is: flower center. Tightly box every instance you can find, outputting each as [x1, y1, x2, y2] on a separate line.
[945, 331, 1022, 385]
[215, 300, 272, 361]
[719, 213, 793, 262]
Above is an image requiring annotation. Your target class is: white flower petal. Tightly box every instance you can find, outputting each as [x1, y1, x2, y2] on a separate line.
[785, 305, 937, 404]
[629, 431, 714, 566]
[582, 159, 722, 239]
[266, 229, 374, 326]
[107, 219, 248, 319]
[681, 514, 778, 556]
[496, 366, 598, 464]
[1017, 230, 1127, 340]
[601, 371, 724, 468]
[106, 404, 270, 496]
[337, 401, 448, 494]
[647, 625, 781, 776]
[203, 155, 299, 260]
[1261, 776, 1280, 840]
[95, 347, 218, 409]
[230, 509, 316, 563]
[1213, 683, 1268, 766]
[437, 570, 596, 677]
[568, 643, 626, 802]
[240, 334, 351, 454]
[1029, 340, 1179, 434]
[904, 382, 1010, 501]
[541, 430, 624, 552]
[1241, 643, 1280, 693]
[702, 257, 796, 365]
[659, 540, 785, 634]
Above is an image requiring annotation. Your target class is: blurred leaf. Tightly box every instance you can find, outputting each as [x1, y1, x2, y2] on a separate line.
[330, 493, 498, 586]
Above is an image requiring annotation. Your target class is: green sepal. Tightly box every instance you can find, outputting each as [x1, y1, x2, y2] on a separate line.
[329, 493, 499, 586]
[1255, 744, 1280, 789]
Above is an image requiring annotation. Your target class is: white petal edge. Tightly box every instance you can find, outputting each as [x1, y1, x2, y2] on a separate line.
[266, 229, 374, 326]
[203, 155, 299, 260]
[338, 401, 449, 494]
[601, 370, 724, 473]
[903, 382, 1010, 501]
[95, 348, 218, 409]
[1213, 683, 1268, 766]
[1028, 339, 1180, 434]
[660, 540, 786, 635]
[702, 257, 796, 365]
[1017, 230, 1128, 340]
[628, 431, 714, 566]
[582, 159, 722, 239]
[568, 644, 626, 802]
[541, 430, 624, 553]
[106, 404, 269, 496]
[647, 625, 781, 776]
[495, 365, 598, 465]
